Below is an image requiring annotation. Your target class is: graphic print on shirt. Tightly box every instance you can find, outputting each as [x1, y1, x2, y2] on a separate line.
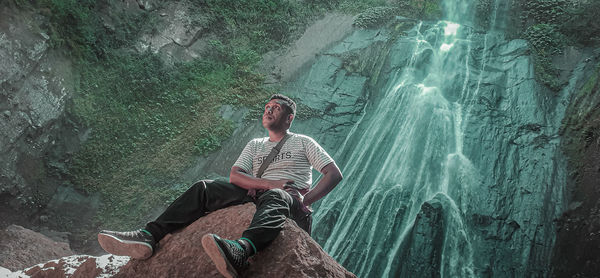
[257, 151, 293, 165]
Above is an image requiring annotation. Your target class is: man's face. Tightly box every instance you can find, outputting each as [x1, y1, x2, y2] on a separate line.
[262, 99, 291, 130]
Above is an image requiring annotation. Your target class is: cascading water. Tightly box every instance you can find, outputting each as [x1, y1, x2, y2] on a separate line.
[311, 0, 568, 277]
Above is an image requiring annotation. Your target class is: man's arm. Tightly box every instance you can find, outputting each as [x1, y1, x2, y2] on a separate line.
[229, 166, 293, 191]
[303, 162, 343, 206]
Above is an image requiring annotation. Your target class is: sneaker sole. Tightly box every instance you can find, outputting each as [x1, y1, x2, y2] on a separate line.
[97, 233, 153, 260]
[201, 234, 238, 278]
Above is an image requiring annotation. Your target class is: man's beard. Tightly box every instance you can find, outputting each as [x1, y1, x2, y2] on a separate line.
[263, 115, 287, 131]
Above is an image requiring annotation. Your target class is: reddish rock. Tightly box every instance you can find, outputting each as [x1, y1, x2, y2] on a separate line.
[25, 261, 66, 278]
[71, 257, 101, 278]
[116, 203, 356, 278]
[0, 225, 74, 271]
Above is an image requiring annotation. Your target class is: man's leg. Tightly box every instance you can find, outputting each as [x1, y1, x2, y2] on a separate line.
[145, 179, 251, 241]
[202, 188, 296, 278]
[289, 195, 312, 235]
[98, 179, 250, 259]
[241, 188, 295, 251]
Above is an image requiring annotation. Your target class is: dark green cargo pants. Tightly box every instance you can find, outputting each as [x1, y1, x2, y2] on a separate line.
[145, 179, 311, 251]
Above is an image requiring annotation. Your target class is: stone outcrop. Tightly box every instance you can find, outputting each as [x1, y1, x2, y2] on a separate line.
[10, 204, 355, 278]
[116, 203, 355, 278]
[0, 225, 74, 271]
[131, 0, 215, 64]
[395, 198, 445, 278]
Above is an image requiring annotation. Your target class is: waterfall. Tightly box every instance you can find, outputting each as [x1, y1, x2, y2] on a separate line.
[311, 0, 568, 277]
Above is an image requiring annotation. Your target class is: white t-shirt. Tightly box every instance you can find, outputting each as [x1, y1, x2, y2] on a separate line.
[233, 133, 334, 191]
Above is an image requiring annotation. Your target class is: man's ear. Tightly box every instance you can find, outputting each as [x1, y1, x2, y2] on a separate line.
[287, 114, 294, 124]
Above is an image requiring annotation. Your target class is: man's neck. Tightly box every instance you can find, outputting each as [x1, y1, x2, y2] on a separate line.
[268, 129, 288, 142]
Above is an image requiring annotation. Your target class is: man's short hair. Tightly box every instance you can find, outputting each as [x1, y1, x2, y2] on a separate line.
[270, 94, 296, 117]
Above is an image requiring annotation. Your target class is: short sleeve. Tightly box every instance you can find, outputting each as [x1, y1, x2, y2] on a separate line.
[233, 140, 255, 174]
[303, 136, 334, 172]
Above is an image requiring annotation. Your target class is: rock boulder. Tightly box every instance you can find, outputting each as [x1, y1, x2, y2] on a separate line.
[0, 225, 74, 271]
[116, 203, 356, 278]
[12, 204, 355, 278]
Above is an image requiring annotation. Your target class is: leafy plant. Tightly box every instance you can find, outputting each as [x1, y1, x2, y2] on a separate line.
[520, 0, 568, 26]
[517, 0, 576, 92]
[338, 0, 388, 14]
[354, 6, 399, 28]
[524, 23, 565, 55]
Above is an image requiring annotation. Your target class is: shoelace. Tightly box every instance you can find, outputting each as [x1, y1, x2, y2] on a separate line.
[122, 230, 142, 237]
[223, 239, 248, 267]
[115, 230, 148, 241]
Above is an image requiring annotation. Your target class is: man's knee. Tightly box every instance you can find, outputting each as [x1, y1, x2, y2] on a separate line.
[191, 179, 212, 190]
[203, 179, 248, 196]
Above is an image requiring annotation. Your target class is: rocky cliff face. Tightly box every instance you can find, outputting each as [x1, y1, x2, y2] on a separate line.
[7, 204, 355, 278]
[0, 2, 93, 237]
[551, 58, 600, 277]
[1, 4, 60, 209]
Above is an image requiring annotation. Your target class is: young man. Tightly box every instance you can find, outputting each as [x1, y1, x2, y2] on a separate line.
[98, 94, 343, 278]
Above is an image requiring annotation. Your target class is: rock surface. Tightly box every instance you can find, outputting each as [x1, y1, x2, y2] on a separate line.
[0, 5, 72, 196]
[116, 203, 355, 278]
[260, 13, 356, 84]
[9, 204, 355, 278]
[0, 225, 74, 271]
[132, 0, 215, 64]
[551, 55, 600, 277]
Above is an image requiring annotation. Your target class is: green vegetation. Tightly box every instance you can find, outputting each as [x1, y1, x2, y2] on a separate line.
[197, 0, 324, 52]
[352, 0, 442, 28]
[518, 0, 600, 92]
[338, 0, 388, 14]
[422, 0, 443, 19]
[524, 23, 565, 55]
[559, 1, 600, 46]
[397, 0, 442, 20]
[354, 6, 400, 28]
[520, 0, 568, 25]
[523, 23, 566, 91]
[519, 0, 568, 91]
